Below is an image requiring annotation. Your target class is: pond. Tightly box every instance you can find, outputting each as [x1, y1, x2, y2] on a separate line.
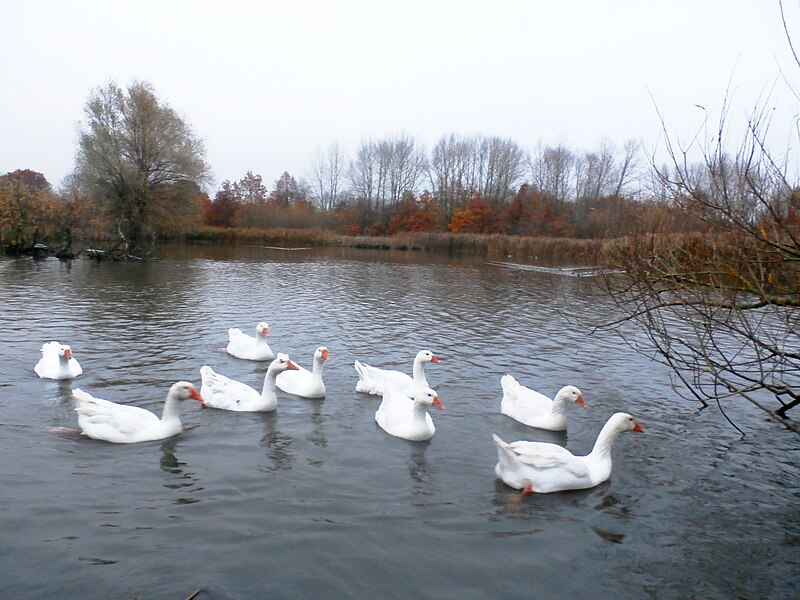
[0, 245, 797, 599]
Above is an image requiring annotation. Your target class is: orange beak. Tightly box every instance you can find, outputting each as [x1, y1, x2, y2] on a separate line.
[432, 395, 445, 410]
[63, 349, 72, 360]
[633, 423, 645, 433]
[286, 360, 299, 371]
[190, 387, 203, 402]
[261, 327, 269, 336]
[576, 395, 587, 408]
[430, 355, 440, 363]
[321, 349, 330, 360]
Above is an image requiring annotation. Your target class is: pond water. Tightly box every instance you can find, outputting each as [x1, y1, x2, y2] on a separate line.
[0, 245, 797, 599]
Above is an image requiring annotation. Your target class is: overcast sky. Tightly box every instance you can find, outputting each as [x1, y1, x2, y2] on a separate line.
[2, 1, 798, 192]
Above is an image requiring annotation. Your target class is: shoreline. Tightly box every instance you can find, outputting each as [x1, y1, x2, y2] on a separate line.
[185, 227, 609, 264]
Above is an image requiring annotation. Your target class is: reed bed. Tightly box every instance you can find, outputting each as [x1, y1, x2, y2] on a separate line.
[188, 227, 611, 265]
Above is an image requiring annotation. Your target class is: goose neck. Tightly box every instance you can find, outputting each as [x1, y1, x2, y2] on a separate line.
[57, 356, 71, 377]
[412, 401, 429, 421]
[310, 358, 324, 381]
[412, 360, 428, 386]
[591, 421, 622, 457]
[550, 396, 571, 415]
[261, 369, 279, 396]
[161, 394, 183, 422]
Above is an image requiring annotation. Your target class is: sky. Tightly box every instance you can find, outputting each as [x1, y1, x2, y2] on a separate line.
[1, 0, 798, 193]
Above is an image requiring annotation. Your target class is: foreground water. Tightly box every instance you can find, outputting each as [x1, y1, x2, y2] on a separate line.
[0, 245, 797, 599]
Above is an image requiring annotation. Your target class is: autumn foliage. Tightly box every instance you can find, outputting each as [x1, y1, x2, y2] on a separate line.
[387, 193, 440, 234]
[0, 169, 59, 252]
[448, 196, 496, 233]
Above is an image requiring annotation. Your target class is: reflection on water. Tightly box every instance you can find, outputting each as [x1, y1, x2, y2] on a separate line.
[308, 403, 327, 449]
[159, 438, 203, 506]
[407, 441, 435, 490]
[159, 439, 185, 475]
[1, 246, 798, 599]
[259, 413, 295, 473]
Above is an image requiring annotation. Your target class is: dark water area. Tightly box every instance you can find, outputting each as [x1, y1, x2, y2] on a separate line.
[1, 245, 797, 599]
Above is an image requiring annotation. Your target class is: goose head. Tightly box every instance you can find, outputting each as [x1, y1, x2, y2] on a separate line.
[611, 412, 645, 433]
[59, 345, 73, 361]
[255, 322, 270, 338]
[414, 387, 445, 410]
[316, 347, 330, 361]
[170, 381, 204, 403]
[555, 385, 586, 408]
[416, 350, 440, 364]
[270, 353, 299, 374]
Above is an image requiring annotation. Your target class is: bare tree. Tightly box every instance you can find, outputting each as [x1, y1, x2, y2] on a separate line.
[576, 138, 619, 202]
[529, 142, 576, 202]
[600, 91, 800, 433]
[429, 134, 526, 219]
[308, 143, 344, 210]
[349, 141, 377, 209]
[386, 134, 427, 207]
[479, 137, 527, 208]
[348, 135, 425, 217]
[429, 134, 479, 222]
[327, 143, 344, 208]
[613, 139, 641, 198]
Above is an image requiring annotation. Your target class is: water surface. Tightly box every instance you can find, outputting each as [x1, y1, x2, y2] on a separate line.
[1, 245, 797, 599]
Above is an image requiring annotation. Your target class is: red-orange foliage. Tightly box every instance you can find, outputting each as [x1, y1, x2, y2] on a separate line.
[387, 193, 440, 234]
[268, 172, 304, 207]
[204, 181, 241, 227]
[365, 223, 385, 236]
[448, 195, 496, 233]
[498, 185, 575, 237]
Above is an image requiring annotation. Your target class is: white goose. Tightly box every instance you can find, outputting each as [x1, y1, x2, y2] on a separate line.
[200, 354, 298, 412]
[500, 374, 586, 431]
[226, 322, 274, 361]
[34, 341, 83, 379]
[73, 381, 203, 444]
[375, 387, 445, 441]
[354, 350, 440, 397]
[276, 346, 329, 398]
[493, 412, 645, 494]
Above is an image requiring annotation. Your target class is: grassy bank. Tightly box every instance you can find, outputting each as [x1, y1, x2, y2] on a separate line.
[186, 226, 609, 264]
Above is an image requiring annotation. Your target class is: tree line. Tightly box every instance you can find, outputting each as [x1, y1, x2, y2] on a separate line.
[209, 133, 674, 241]
[2, 80, 740, 260]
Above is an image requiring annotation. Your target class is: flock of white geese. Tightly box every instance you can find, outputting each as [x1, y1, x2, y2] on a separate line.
[34, 322, 644, 495]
